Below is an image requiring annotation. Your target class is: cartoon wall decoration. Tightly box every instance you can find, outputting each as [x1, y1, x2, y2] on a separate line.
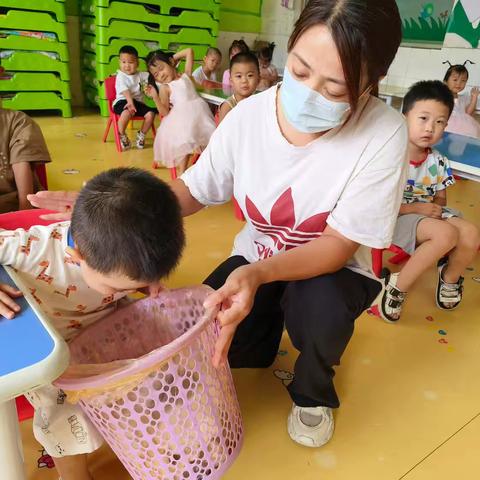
[396, 0, 454, 46]
[444, 0, 480, 48]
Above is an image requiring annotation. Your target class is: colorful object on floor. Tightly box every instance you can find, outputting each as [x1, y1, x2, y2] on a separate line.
[473, 276, 480, 282]
[426, 315, 434, 321]
[439, 338, 449, 344]
[55, 287, 243, 480]
[438, 329, 447, 335]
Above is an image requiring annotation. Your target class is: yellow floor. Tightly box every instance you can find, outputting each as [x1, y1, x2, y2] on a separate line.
[21, 110, 480, 480]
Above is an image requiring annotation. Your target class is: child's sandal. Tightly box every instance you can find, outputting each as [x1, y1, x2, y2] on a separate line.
[374, 270, 406, 323]
[436, 263, 463, 310]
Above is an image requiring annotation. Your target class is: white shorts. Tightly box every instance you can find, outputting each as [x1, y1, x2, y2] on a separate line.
[25, 384, 103, 458]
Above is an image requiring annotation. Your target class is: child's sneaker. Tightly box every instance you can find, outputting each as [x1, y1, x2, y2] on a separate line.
[287, 403, 334, 448]
[371, 270, 406, 323]
[136, 130, 145, 149]
[120, 134, 131, 151]
[436, 263, 463, 310]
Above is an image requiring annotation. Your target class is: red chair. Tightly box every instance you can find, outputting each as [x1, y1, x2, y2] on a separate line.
[102, 75, 156, 152]
[35, 163, 48, 189]
[371, 245, 410, 278]
[0, 209, 57, 422]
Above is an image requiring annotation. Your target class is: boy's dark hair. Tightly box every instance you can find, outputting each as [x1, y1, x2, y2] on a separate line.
[119, 45, 139, 58]
[402, 80, 455, 117]
[443, 64, 469, 82]
[258, 43, 275, 62]
[206, 47, 222, 58]
[228, 39, 249, 57]
[71, 168, 185, 282]
[230, 52, 260, 72]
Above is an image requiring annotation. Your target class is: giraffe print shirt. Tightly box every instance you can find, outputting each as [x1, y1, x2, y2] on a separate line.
[0, 222, 126, 342]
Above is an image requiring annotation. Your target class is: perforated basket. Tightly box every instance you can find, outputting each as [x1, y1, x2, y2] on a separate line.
[55, 286, 243, 480]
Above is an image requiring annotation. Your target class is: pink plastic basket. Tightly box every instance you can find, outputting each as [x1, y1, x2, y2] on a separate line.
[55, 286, 243, 480]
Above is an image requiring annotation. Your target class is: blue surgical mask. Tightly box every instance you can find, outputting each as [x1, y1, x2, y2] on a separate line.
[280, 67, 351, 133]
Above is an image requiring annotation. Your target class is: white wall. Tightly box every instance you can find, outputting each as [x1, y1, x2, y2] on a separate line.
[257, 0, 303, 69]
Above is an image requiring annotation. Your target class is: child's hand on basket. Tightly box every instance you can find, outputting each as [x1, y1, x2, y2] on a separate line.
[203, 264, 262, 368]
[0, 283, 23, 319]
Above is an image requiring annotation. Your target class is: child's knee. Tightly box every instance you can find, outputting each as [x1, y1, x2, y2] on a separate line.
[458, 222, 480, 251]
[434, 223, 458, 251]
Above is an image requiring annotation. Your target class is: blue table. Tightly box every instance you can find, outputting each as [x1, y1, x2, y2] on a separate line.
[435, 132, 480, 182]
[0, 266, 69, 479]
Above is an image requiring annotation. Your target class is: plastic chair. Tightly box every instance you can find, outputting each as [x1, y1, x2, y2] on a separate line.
[102, 75, 156, 152]
[371, 245, 410, 278]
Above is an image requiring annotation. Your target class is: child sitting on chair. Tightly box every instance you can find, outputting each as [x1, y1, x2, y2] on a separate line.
[192, 47, 222, 84]
[257, 43, 278, 91]
[375, 80, 480, 323]
[217, 52, 260, 124]
[0, 168, 185, 480]
[0, 107, 51, 213]
[112, 45, 157, 150]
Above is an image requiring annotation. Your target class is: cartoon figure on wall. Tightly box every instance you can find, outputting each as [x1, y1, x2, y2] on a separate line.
[444, 0, 480, 48]
[396, 0, 453, 46]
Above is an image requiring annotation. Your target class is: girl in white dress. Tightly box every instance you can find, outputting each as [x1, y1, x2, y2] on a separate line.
[443, 61, 480, 139]
[145, 49, 216, 174]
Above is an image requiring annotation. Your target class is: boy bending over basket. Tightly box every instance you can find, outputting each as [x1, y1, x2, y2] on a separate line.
[0, 167, 184, 480]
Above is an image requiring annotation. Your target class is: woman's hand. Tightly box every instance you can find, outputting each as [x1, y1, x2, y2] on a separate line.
[27, 191, 79, 220]
[0, 284, 23, 319]
[203, 264, 264, 368]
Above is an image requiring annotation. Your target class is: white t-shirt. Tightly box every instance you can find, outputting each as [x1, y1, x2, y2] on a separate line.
[181, 86, 408, 278]
[113, 70, 149, 105]
[192, 66, 217, 84]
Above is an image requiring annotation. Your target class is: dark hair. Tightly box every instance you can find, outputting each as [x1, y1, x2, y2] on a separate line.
[288, 0, 402, 113]
[145, 50, 175, 91]
[230, 52, 260, 72]
[402, 80, 455, 117]
[228, 39, 249, 57]
[119, 45, 139, 58]
[71, 168, 185, 282]
[443, 64, 470, 82]
[206, 47, 222, 58]
[258, 43, 275, 62]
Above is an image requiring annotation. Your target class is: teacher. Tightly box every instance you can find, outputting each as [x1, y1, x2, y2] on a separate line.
[30, 0, 407, 448]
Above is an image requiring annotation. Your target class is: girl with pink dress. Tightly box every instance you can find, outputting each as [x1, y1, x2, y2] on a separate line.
[145, 49, 216, 174]
[443, 62, 480, 139]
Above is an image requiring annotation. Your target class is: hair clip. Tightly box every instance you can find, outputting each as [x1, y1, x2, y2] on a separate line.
[463, 59, 475, 66]
[442, 60, 452, 66]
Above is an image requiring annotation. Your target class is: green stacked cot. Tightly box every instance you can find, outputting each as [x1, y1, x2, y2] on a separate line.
[80, 0, 220, 116]
[0, 0, 72, 117]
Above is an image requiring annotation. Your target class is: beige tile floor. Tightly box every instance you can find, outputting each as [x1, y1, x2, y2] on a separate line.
[19, 110, 480, 480]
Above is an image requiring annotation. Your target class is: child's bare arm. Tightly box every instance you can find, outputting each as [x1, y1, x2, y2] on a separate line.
[466, 87, 479, 116]
[217, 102, 232, 124]
[146, 84, 170, 116]
[122, 90, 136, 114]
[173, 48, 194, 77]
[433, 189, 447, 207]
[399, 202, 442, 218]
[12, 162, 35, 210]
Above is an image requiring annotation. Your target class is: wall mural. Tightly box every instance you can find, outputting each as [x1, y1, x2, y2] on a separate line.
[397, 0, 454, 46]
[444, 0, 480, 48]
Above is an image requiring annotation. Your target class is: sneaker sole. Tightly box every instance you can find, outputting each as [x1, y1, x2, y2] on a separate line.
[287, 410, 334, 448]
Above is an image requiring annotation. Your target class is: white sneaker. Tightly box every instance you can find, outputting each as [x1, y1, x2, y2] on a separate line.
[287, 403, 334, 447]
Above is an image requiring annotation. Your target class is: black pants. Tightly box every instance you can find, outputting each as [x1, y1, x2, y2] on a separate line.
[112, 99, 157, 116]
[204, 256, 381, 409]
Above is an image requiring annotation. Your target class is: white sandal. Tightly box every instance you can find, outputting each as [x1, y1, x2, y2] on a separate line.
[436, 263, 463, 310]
